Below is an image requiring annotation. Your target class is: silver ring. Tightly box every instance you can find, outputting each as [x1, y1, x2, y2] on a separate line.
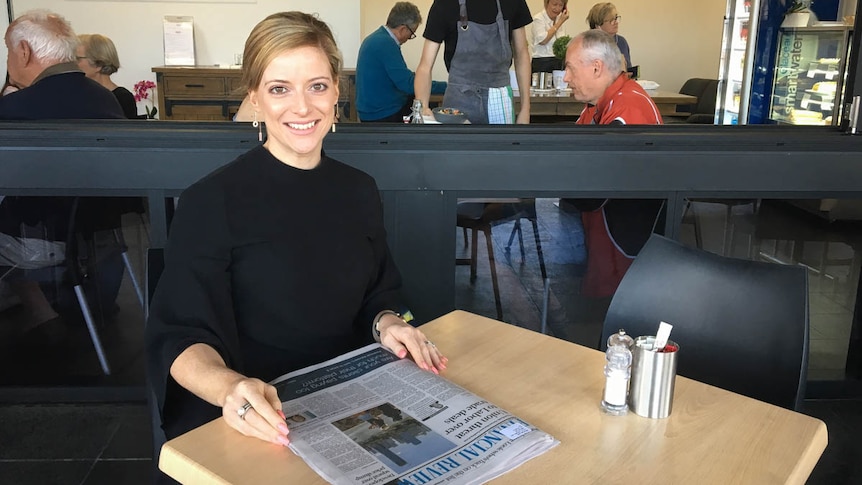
[425, 340, 436, 347]
[237, 402, 253, 420]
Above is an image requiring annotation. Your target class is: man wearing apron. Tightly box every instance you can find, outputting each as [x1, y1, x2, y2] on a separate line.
[414, 0, 532, 124]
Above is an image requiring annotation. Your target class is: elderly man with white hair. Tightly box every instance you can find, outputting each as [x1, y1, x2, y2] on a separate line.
[1, 9, 123, 119]
[561, 29, 664, 305]
[0, 10, 124, 346]
[564, 29, 660, 125]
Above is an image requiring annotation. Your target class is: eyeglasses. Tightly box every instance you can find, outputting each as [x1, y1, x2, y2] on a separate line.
[403, 24, 417, 40]
[605, 15, 621, 24]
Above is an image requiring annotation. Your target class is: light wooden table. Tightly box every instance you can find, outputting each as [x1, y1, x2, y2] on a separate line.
[160, 310, 827, 484]
[515, 90, 698, 117]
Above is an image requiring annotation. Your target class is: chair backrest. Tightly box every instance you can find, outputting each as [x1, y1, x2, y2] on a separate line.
[600, 235, 809, 410]
[145, 247, 167, 468]
[679, 78, 719, 116]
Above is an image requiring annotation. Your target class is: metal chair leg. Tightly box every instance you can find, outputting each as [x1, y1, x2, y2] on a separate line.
[483, 227, 503, 321]
[530, 217, 551, 334]
[74, 284, 110, 375]
[113, 228, 145, 311]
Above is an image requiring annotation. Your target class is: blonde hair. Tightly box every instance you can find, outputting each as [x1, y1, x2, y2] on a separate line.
[544, 0, 569, 7]
[78, 34, 121, 75]
[587, 3, 617, 29]
[240, 12, 342, 94]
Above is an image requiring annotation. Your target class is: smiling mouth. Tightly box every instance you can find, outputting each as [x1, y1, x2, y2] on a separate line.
[287, 120, 318, 130]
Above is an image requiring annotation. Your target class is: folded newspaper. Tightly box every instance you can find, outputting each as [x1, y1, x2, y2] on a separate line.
[270, 344, 559, 485]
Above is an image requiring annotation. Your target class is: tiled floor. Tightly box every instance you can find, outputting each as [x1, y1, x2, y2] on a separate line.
[0, 198, 860, 483]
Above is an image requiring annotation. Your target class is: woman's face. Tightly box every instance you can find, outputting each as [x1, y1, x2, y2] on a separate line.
[75, 45, 99, 79]
[599, 9, 620, 35]
[249, 45, 339, 168]
[546, 0, 565, 18]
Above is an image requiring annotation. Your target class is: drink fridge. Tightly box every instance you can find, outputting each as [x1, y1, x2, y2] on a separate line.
[716, 0, 759, 124]
[716, 0, 856, 125]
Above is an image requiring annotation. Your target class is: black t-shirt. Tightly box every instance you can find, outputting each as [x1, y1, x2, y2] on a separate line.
[423, 0, 532, 71]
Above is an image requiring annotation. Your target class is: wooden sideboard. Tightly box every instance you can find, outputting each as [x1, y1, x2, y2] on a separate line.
[152, 66, 357, 122]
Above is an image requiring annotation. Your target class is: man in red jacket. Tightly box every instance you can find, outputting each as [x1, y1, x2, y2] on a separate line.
[565, 29, 661, 125]
[562, 29, 664, 307]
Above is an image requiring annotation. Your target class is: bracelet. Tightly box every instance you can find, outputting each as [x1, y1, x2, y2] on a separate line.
[372, 310, 402, 342]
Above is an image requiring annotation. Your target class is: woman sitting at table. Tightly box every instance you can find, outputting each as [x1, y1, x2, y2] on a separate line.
[76, 34, 137, 119]
[146, 11, 447, 449]
[530, 0, 570, 73]
[587, 3, 631, 71]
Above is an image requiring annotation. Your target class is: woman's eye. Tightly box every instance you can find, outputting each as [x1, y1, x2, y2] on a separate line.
[310, 83, 328, 93]
[269, 86, 288, 95]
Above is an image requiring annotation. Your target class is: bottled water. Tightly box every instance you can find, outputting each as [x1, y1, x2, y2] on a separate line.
[601, 329, 633, 415]
[410, 99, 424, 124]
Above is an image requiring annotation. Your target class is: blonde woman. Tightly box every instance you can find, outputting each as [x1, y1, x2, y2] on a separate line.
[147, 11, 447, 448]
[587, 3, 631, 70]
[530, 0, 569, 73]
[76, 34, 137, 118]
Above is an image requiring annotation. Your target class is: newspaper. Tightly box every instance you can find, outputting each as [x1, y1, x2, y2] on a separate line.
[270, 344, 559, 485]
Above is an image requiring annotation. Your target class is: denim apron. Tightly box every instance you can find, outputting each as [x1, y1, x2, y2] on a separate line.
[443, 0, 512, 124]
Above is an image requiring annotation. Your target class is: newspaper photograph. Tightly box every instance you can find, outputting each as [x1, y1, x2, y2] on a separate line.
[270, 344, 559, 485]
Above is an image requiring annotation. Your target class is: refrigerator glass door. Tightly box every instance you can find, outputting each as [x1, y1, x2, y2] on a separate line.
[717, 0, 756, 124]
[769, 26, 852, 125]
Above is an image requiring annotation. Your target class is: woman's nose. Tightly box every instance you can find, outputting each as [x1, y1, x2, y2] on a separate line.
[293, 93, 311, 116]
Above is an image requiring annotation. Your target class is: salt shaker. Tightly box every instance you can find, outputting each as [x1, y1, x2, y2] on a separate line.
[601, 329, 633, 415]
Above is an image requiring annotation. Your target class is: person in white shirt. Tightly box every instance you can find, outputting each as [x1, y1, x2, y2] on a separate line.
[530, 0, 569, 73]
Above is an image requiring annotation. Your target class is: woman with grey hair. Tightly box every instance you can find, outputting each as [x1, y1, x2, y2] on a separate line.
[77, 34, 137, 118]
[586, 2, 631, 71]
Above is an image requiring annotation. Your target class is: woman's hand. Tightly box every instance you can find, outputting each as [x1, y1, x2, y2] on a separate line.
[221, 377, 291, 447]
[557, 9, 570, 27]
[377, 314, 448, 374]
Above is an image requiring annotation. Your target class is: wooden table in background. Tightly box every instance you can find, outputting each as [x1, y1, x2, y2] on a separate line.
[160, 310, 826, 484]
[516, 90, 697, 117]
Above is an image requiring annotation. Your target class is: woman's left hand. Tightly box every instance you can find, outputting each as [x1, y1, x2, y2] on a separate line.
[377, 315, 447, 374]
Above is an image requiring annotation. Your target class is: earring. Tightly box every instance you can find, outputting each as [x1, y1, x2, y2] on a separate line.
[331, 104, 338, 133]
[252, 111, 262, 142]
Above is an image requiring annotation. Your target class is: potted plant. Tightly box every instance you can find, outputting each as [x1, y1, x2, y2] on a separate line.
[133, 80, 159, 119]
[552, 35, 571, 64]
[551, 36, 571, 89]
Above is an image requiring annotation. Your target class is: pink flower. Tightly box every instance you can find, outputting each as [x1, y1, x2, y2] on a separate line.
[133, 80, 157, 102]
[133, 80, 159, 119]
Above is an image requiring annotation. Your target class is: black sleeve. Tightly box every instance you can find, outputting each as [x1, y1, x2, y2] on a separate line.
[114, 88, 139, 119]
[355, 178, 405, 326]
[511, 0, 533, 30]
[145, 179, 240, 433]
[423, 0, 450, 43]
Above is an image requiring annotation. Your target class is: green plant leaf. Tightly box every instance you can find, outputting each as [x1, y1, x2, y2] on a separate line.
[553, 36, 572, 61]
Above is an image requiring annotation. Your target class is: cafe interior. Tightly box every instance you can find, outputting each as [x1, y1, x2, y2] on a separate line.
[2, 0, 862, 483]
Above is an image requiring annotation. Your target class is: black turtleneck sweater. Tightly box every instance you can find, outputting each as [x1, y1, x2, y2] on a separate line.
[146, 145, 403, 439]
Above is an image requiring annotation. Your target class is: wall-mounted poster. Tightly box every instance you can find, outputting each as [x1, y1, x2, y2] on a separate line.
[163, 16, 195, 66]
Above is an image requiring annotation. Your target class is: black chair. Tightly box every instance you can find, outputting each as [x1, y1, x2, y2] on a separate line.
[456, 199, 549, 332]
[145, 247, 167, 473]
[600, 234, 809, 411]
[678, 78, 719, 124]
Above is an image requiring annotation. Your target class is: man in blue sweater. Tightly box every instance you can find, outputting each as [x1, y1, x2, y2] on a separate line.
[356, 2, 447, 122]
